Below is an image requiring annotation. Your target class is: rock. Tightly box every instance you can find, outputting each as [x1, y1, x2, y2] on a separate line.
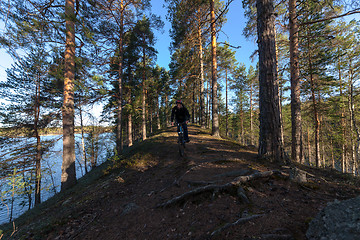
[290, 167, 307, 183]
[306, 196, 360, 240]
[237, 187, 250, 204]
[121, 203, 139, 216]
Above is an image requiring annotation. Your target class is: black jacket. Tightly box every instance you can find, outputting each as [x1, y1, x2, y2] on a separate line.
[171, 104, 190, 123]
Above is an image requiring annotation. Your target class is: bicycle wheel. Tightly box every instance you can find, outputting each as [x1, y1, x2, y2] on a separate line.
[178, 134, 185, 156]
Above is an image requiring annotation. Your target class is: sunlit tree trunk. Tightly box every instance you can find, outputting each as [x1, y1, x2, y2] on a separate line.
[256, 0, 286, 163]
[206, 79, 210, 128]
[225, 68, 228, 137]
[210, 0, 219, 137]
[250, 76, 254, 146]
[289, 0, 303, 163]
[198, 25, 206, 129]
[128, 89, 133, 147]
[142, 42, 147, 141]
[79, 105, 88, 174]
[61, 0, 77, 191]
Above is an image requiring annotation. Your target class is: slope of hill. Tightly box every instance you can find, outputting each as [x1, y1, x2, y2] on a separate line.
[1, 125, 360, 240]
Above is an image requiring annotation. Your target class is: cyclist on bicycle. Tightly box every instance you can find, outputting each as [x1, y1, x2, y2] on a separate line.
[171, 100, 190, 142]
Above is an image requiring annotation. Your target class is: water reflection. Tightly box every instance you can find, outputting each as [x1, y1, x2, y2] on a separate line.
[0, 133, 115, 224]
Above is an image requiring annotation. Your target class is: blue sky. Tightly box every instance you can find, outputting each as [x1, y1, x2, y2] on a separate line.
[0, 0, 257, 86]
[0, 0, 256, 83]
[1, 1, 358, 83]
[151, 0, 257, 70]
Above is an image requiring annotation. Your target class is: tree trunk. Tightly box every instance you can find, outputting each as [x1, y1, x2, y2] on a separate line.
[307, 126, 312, 165]
[206, 79, 210, 128]
[339, 63, 346, 172]
[307, 29, 321, 168]
[34, 76, 41, 205]
[157, 97, 161, 130]
[165, 95, 169, 126]
[192, 79, 196, 123]
[79, 105, 88, 174]
[116, 0, 124, 154]
[198, 25, 206, 129]
[142, 42, 147, 141]
[348, 62, 360, 175]
[226, 68, 228, 137]
[250, 76, 254, 146]
[240, 108, 244, 145]
[289, 0, 303, 163]
[210, 0, 220, 137]
[256, 0, 286, 163]
[311, 81, 321, 168]
[128, 89, 133, 147]
[61, 0, 77, 191]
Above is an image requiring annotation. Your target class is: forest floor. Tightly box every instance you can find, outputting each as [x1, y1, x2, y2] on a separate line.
[2, 125, 360, 240]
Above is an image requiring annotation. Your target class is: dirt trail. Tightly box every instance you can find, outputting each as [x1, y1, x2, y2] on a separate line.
[6, 125, 360, 240]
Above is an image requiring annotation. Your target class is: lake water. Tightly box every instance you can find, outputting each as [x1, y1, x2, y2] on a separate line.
[0, 133, 115, 225]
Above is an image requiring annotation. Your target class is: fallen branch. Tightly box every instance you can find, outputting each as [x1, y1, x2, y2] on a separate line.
[157, 170, 286, 208]
[231, 170, 283, 185]
[260, 234, 294, 239]
[210, 214, 265, 236]
[185, 180, 220, 187]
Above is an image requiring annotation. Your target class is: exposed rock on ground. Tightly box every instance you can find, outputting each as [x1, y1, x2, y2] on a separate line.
[307, 196, 360, 240]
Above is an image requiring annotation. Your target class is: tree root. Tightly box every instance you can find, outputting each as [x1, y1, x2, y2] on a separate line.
[157, 170, 286, 208]
[260, 234, 294, 239]
[210, 214, 265, 236]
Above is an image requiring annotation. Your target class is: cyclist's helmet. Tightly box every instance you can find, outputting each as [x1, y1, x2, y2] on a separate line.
[176, 100, 182, 104]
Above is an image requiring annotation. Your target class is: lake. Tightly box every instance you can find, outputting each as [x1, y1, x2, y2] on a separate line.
[0, 133, 115, 225]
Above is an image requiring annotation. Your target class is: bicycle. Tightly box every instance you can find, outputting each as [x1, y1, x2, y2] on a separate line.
[177, 122, 186, 157]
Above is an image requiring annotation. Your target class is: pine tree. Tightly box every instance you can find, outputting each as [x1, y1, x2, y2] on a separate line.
[256, 0, 286, 163]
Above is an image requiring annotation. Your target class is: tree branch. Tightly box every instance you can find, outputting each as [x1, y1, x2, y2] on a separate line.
[301, 9, 360, 26]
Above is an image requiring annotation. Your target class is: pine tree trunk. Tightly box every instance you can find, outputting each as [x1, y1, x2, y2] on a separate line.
[149, 108, 153, 134]
[35, 122, 41, 205]
[311, 82, 321, 168]
[306, 28, 321, 168]
[206, 79, 210, 128]
[339, 65, 346, 172]
[241, 109, 244, 145]
[210, 0, 220, 137]
[348, 64, 360, 175]
[116, 0, 124, 154]
[192, 80, 196, 123]
[142, 44, 147, 141]
[198, 25, 206, 129]
[157, 97, 161, 130]
[61, 0, 77, 191]
[79, 106, 88, 174]
[34, 74, 41, 205]
[226, 68, 228, 137]
[256, 0, 286, 163]
[165, 95, 169, 126]
[330, 138, 335, 169]
[289, 0, 303, 163]
[250, 77, 254, 146]
[307, 126, 312, 165]
[128, 90, 133, 147]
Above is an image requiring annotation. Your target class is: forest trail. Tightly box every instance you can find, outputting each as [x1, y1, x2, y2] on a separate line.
[2, 125, 360, 239]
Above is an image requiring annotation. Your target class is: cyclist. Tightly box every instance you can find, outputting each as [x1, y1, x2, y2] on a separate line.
[171, 100, 190, 142]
